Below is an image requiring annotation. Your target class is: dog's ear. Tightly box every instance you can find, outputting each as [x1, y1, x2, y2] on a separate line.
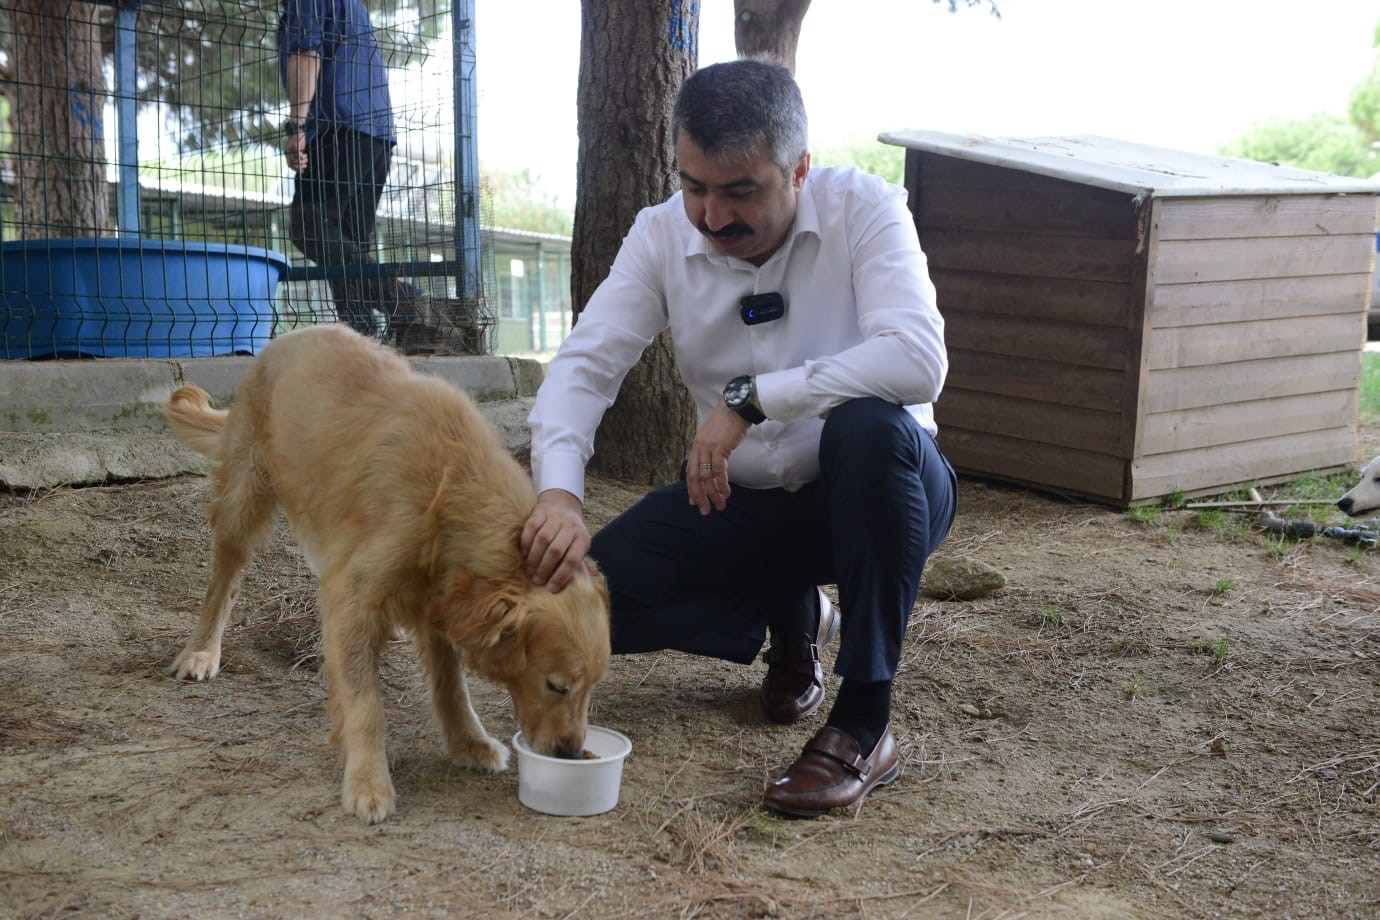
[433, 571, 529, 649]
[581, 557, 611, 609]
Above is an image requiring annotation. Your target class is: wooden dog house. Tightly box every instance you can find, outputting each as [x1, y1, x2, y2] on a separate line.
[880, 131, 1380, 505]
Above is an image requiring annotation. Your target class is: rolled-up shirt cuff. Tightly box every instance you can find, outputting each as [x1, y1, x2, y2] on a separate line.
[754, 365, 813, 422]
[531, 448, 588, 505]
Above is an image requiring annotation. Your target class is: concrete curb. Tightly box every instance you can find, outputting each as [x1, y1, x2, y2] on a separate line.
[0, 354, 543, 490]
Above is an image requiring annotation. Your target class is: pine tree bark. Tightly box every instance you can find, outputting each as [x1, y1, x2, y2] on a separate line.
[572, 0, 700, 485]
[733, 0, 812, 72]
[6, 0, 110, 238]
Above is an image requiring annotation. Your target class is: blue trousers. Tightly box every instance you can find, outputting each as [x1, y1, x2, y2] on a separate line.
[590, 398, 957, 682]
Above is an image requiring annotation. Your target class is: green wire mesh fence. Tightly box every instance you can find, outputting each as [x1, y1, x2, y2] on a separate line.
[0, 0, 491, 359]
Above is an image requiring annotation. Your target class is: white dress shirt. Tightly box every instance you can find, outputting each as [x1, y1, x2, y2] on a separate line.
[528, 165, 947, 502]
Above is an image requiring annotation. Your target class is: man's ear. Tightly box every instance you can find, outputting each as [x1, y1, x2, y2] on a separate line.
[791, 151, 810, 190]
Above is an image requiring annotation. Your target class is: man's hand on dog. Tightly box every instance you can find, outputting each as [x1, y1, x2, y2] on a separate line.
[687, 402, 751, 516]
[522, 489, 591, 592]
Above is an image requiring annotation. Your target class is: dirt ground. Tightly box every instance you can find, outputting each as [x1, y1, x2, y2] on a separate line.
[3, 428, 1379, 920]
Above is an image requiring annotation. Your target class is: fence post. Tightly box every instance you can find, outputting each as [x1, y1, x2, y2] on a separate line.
[115, 2, 140, 236]
[452, 0, 480, 307]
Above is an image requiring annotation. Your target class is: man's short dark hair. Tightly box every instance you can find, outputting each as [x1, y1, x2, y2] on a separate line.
[671, 57, 809, 176]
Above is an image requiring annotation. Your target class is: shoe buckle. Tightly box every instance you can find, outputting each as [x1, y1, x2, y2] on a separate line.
[804, 734, 867, 777]
[763, 635, 820, 665]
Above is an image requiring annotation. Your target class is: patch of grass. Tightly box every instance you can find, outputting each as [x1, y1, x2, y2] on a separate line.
[1276, 470, 1353, 502]
[1194, 508, 1226, 530]
[1211, 577, 1234, 596]
[1038, 606, 1066, 628]
[1190, 636, 1230, 664]
[1125, 505, 1159, 525]
[1126, 497, 1191, 542]
[1361, 351, 1380, 419]
[1257, 469, 1356, 525]
[1264, 533, 1293, 559]
[1190, 508, 1255, 540]
[741, 808, 784, 843]
[1188, 487, 1261, 539]
[1124, 669, 1145, 699]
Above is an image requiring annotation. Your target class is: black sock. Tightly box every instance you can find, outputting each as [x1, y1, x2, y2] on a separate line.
[825, 679, 892, 755]
[766, 587, 820, 638]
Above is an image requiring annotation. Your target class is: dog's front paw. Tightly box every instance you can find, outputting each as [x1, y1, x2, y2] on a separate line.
[342, 769, 396, 824]
[453, 736, 510, 773]
[170, 647, 221, 681]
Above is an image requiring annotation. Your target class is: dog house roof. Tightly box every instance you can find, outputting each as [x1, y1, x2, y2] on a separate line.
[879, 130, 1380, 199]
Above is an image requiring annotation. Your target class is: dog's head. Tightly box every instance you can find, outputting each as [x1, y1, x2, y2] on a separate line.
[1338, 454, 1380, 519]
[434, 561, 611, 759]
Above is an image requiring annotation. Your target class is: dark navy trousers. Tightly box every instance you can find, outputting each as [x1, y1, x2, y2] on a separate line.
[589, 398, 958, 682]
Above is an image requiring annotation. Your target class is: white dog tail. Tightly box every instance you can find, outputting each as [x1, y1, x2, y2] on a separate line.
[164, 385, 228, 461]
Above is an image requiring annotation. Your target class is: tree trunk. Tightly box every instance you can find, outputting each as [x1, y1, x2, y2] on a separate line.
[6, 0, 110, 238]
[573, 0, 699, 485]
[733, 0, 812, 72]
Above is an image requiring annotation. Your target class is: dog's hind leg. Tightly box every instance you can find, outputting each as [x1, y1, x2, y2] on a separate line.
[417, 630, 509, 772]
[171, 454, 276, 681]
[321, 591, 396, 824]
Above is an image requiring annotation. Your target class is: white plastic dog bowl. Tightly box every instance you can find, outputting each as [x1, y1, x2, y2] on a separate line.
[513, 726, 633, 816]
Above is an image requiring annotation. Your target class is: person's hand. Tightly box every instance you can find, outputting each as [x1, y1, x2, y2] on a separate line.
[520, 489, 591, 592]
[686, 402, 752, 515]
[283, 132, 308, 172]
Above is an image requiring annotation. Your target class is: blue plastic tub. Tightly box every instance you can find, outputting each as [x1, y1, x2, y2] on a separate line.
[0, 238, 290, 359]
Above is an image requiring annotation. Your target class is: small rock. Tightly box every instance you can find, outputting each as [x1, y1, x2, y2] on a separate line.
[748, 894, 779, 918]
[957, 702, 982, 717]
[922, 556, 1006, 600]
[1208, 831, 1234, 844]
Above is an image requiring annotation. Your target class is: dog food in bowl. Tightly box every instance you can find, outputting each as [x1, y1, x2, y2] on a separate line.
[513, 726, 632, 816]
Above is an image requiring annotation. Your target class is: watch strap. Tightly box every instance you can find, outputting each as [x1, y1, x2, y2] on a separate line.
[733, 399, 766, 425]
[726, 376, 766, 425]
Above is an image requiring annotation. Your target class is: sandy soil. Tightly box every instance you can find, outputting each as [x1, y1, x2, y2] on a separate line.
[2, 429, 1379, 919]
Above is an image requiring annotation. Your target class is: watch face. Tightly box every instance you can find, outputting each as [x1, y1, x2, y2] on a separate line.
[725, 378, 751, 407]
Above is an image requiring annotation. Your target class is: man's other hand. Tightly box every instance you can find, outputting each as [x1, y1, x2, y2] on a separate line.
[283, 133, 308, 172]
[686, 401, 751, 515]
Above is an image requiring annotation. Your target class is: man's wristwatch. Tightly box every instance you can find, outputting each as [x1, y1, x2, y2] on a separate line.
[283, 119, 303, 136]
[723, 375, 766, 425]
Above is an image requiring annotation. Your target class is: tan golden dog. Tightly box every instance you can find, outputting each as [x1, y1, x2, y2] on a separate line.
[163, 325, 610, 824]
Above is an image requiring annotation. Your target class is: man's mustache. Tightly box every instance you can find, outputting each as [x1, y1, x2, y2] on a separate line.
[699, 221, 753, 239]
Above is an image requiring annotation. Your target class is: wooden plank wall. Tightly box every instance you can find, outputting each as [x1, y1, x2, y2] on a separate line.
[910, 152, 1145, 502]
[1131, 194, 1379, 500]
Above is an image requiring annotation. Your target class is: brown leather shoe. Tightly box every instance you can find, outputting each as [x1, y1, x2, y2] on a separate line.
[763, 726, 899, 818]
[760, 588, 840, 723]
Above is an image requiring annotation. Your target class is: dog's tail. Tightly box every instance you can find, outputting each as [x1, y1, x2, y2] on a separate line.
[164, 385, 228, 461]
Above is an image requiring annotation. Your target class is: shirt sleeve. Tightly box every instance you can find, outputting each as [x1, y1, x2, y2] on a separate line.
[280, 0, 324, 53]
[754, 184, 947, 422]
[527, 210, 671, 502]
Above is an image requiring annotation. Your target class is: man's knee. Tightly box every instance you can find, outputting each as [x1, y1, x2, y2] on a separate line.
[820, 398, 921, 469]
